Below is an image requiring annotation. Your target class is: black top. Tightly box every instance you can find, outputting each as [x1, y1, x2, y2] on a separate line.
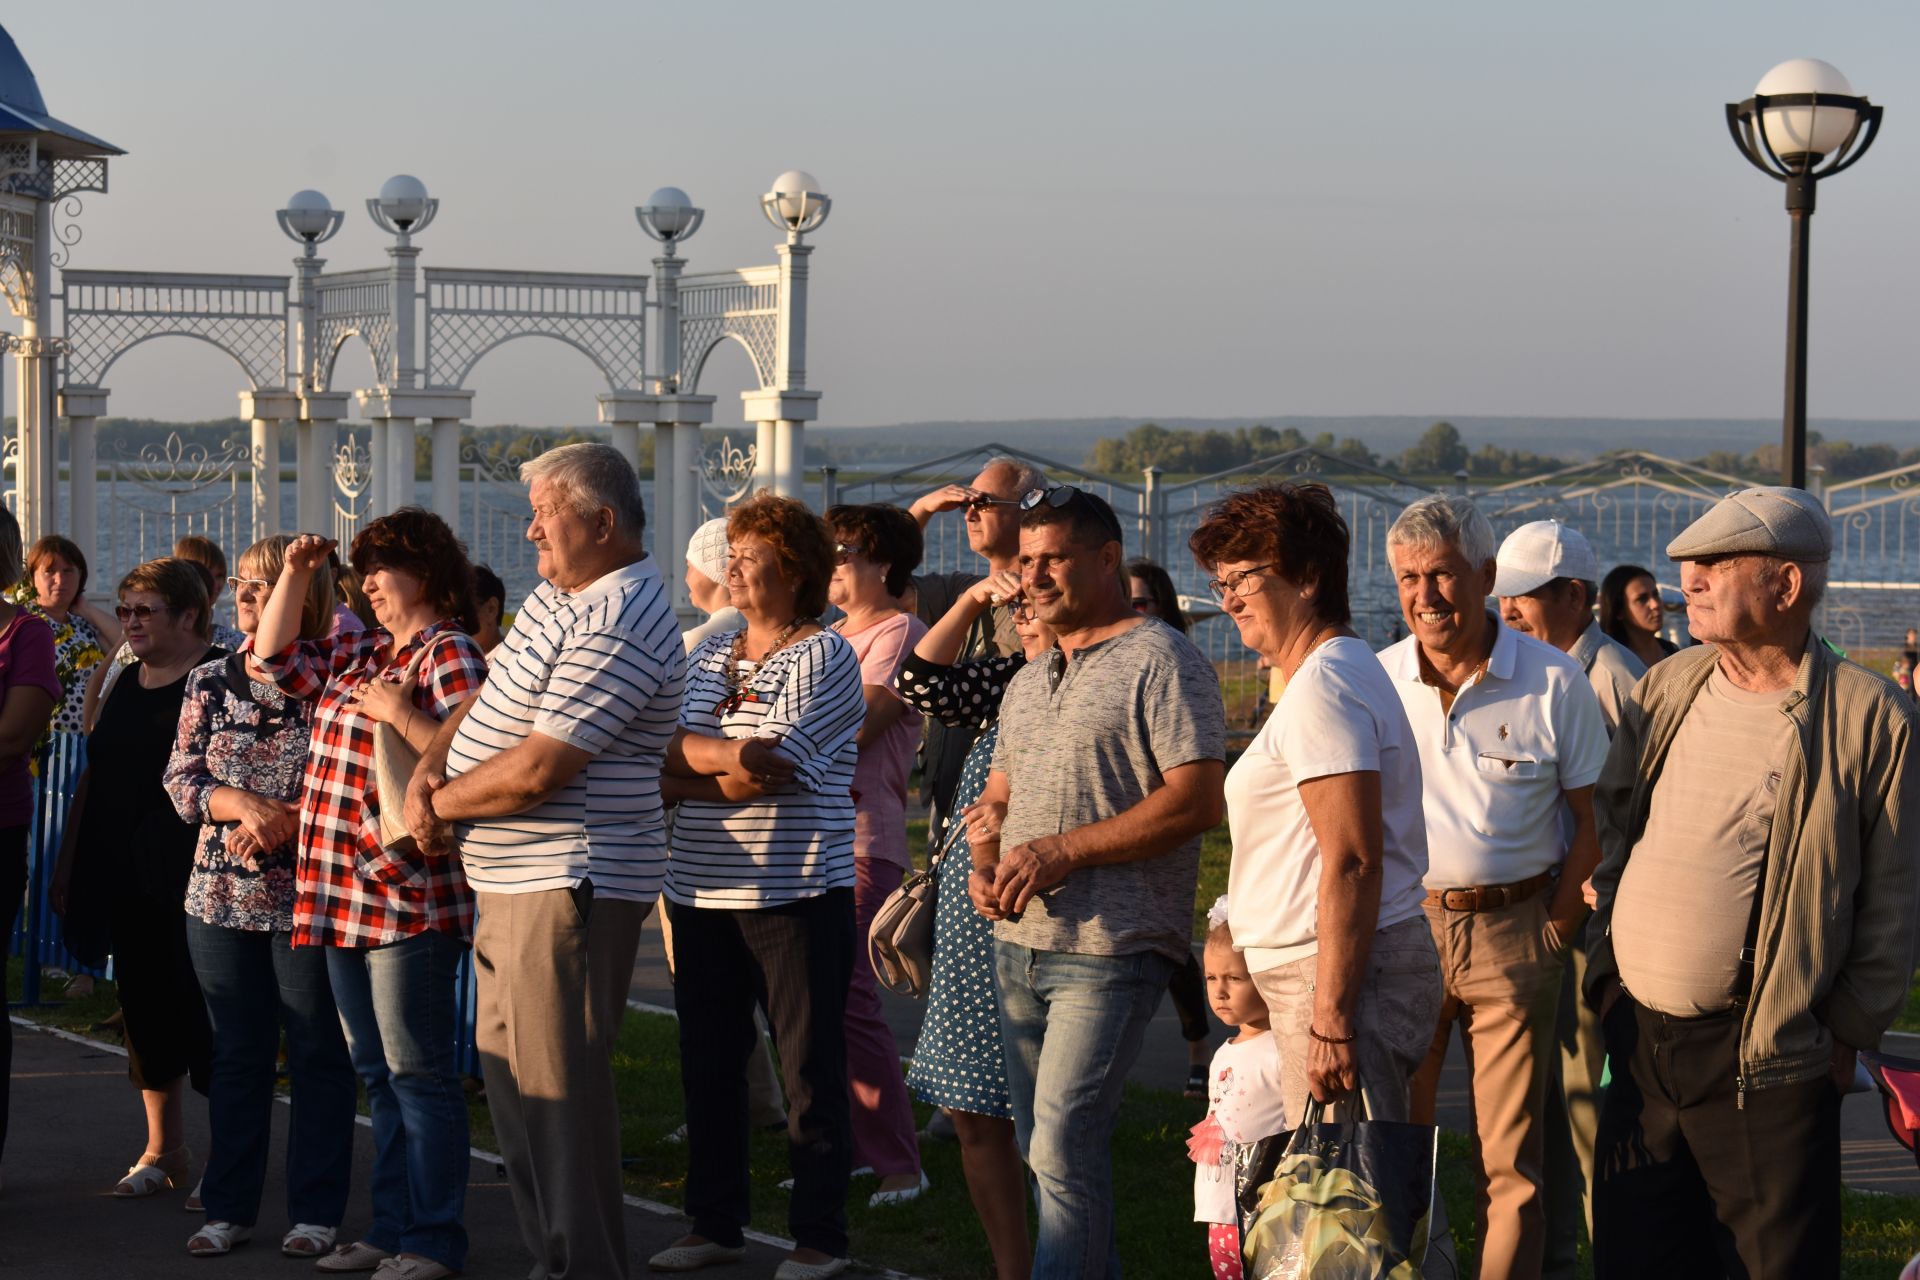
[63, 649, 225, 966]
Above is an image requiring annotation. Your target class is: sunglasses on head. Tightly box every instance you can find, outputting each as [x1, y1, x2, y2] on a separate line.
[1019, 485, 1125, 544]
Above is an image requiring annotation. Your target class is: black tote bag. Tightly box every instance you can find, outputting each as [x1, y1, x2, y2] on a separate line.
[1234, 1088, 1438, 1280]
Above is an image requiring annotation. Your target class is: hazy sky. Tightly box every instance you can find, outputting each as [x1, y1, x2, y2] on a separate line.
[11, 2, 1920, 431]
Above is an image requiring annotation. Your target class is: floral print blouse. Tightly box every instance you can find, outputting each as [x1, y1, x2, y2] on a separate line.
[163, 653, 315, 931]
[5, 585, 107, 735]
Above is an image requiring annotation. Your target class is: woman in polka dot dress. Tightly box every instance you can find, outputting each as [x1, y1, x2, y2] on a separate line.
[893, 568, 1049, 1280]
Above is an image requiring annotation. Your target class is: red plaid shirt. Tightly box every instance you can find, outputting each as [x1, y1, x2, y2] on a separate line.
[254, 621, 488, 949]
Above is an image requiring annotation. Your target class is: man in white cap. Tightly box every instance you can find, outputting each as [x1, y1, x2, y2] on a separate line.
[1585, 486, 1920, 1278]
[1494, 519, 1645, 1277]
[1381, 495, 1610, 1280]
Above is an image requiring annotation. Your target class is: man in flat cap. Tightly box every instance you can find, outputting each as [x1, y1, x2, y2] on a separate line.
[1584, 486, 1920, 1279]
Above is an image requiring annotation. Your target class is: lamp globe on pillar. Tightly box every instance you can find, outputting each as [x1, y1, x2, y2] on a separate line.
[366, 173, 439, 242]
[760, 170, 830, 242]
[1726, 59, 1883, 488]
[637, 186, 705, 252]
[277, 189, 342, 256]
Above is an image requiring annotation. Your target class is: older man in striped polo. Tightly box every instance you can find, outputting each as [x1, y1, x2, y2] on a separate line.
[407, 442, 686, 1280]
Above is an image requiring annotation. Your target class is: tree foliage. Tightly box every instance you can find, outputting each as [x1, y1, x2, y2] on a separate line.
[1085, 423, 1378, 475]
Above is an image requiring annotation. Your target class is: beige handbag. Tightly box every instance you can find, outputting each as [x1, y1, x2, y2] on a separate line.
[370, 641, 432, 855]
[868, 818, 967, 998]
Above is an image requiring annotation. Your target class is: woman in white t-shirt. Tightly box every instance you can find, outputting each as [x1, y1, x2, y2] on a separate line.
[1189, 483, 1442, 1126]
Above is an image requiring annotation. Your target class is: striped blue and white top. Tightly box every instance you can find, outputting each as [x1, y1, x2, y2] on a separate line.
[665, 626, 864, 909]
[446, 557, 686, 903]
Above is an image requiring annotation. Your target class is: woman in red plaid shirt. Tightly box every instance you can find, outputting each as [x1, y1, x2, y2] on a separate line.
[253, 513, 487, 1280]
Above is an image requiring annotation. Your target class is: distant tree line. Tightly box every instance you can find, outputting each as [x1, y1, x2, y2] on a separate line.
[1084, 420, 1569, 479]
[1692, 432, 1920, 482]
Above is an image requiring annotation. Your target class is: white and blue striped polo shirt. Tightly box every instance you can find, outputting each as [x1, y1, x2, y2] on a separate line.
[665, 627, 864, 909]
[447, 557, 686, 901]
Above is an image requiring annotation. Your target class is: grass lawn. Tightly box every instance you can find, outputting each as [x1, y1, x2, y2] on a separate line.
[1897, 970, 1920, 1036]
[11, 958, 1918, 1278]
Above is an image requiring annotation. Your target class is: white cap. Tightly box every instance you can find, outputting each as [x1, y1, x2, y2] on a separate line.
[685, 517, 730, 587]
[1493, 520, 1599, 598]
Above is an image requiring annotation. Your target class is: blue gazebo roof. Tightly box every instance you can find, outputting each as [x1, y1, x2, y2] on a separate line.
[0, 24, 122, 157]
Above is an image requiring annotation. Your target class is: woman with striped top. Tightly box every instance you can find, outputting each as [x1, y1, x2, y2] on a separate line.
[652, 493, 865, 1280]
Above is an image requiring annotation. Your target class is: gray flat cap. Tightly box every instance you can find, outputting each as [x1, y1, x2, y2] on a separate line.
[1666, 486, 1831, 562]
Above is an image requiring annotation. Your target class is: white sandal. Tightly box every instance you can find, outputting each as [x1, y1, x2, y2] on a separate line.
[282, 1224, 338, 1258]
[114, 1146, 190, 1198]
[187, 1221, 252, 1256]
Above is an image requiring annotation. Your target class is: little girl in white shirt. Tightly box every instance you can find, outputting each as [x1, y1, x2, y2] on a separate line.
[1190, 897, 1288, 1280]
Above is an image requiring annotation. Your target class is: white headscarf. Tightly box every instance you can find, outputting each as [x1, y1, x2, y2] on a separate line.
[686, 516, 730, 587]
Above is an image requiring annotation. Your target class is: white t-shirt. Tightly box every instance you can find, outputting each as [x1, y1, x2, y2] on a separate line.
[1379, 619, 1609, 888]
[447, 559, 686, 902]
[1225, 638, 1430, 972]
[1193, 1031, 1288, 1225]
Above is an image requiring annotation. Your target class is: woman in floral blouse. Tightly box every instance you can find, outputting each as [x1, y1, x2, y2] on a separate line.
[11, 535, 117, 735]
[163, 536, 357, 1259]
[253, 513, 486, 1280]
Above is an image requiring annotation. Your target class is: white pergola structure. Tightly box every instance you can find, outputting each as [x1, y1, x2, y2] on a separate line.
[0, 25, 829, 615]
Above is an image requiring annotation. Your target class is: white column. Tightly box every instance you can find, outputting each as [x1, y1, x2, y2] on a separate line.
[297, 420, 322, 533]
[386, 419, 417, 513]
[58, 388, 108, 577]
[648, 425, 674, 563]
[754, 420, 776, 494]
[430, 417, 461, 527]
[369, 418, 390, 516]
[672, 424, 704, 612]
[773, 420, 806, 501]
[15, 199, 55, 541]
[299, 391, 351, 538]
[250, 417, 281, 537]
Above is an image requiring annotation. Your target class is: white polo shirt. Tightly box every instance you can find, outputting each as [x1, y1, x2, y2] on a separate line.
[1379, 616, 1608, 889]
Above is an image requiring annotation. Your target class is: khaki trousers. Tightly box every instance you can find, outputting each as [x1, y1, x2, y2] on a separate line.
[1412, 893, 1567, 1280]
[474, 886, 647, 1280]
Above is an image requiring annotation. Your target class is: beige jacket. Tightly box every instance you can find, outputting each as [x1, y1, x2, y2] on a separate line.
[1585, 637, 1920, 1093]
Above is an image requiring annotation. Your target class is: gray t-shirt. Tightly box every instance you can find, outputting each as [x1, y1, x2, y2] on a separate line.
[990, 617, 1226, 961]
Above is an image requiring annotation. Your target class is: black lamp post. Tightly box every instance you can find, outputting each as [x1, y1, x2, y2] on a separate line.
[1726, 59, 1881, 490]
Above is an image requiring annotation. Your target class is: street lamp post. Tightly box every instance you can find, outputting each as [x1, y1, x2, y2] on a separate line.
[278, 190, 343, 532]
[637, 186, 709, 600]
[1726, 59, 1882, 489]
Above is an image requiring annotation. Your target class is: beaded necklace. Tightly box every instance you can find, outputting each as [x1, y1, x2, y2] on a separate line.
[717, 616, 809, 716]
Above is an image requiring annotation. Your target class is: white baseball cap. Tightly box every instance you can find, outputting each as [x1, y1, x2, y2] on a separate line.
[1493, 520, 1600, 598]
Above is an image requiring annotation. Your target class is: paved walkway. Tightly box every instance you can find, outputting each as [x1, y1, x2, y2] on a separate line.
[631, 910, 1920, 1196]
[0, 1020, 799, 1280]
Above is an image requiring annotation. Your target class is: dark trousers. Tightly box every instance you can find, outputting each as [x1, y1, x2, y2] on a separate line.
[184, 917, 357, 1229]
[1, 825, 26, 1163]
[669, 890, 855, 1259]
[1166, 950, 1210, 1045]
[1593, 996, 1841, 1280]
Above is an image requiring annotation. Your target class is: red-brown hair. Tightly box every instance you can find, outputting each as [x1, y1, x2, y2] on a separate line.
[349, 507, 478, 632]
[1188, 482, 1352, 626]
[727, 492, 836, 619]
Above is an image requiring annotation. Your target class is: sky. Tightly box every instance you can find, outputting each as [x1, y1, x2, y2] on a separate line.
[10, 1, 1920, 433]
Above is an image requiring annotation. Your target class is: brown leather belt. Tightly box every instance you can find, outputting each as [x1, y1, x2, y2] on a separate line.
[1424, 871, 1555, 913]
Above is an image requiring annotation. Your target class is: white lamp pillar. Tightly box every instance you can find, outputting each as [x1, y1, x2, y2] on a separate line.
[430, 416, 461, 526]
[240, 389, 299, 538]
[297, 392, 350, 536]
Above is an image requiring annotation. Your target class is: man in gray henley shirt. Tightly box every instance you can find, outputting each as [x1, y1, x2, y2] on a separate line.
[968, 486, 1226, 1280]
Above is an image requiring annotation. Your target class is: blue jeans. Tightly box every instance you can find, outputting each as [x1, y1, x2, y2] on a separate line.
[994, 942, 1174, 1280]
[185, 917, 357, 1229]
[326, 932, 471, 1270]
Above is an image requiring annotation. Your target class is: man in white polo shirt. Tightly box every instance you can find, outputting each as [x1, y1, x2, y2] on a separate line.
[1381, 495, 1609, 1280]
[406, 442, 686, 1280]
[1493, 519, 1644, 1275]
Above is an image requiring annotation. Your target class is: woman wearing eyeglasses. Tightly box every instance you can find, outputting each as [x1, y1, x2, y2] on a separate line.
[161, 536, 357, 1258]
[51, 557, 228, 1201]
[1188, 484, 1440, 1129]
[654, 492, 865, 1280]
[824, 503, 929, 1209]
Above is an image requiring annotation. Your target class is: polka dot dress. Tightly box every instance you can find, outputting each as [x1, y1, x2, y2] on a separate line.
[904, 721, 1012, 1119]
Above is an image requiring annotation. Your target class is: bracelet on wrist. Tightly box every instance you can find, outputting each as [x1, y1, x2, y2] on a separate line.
[1309, 1025, 1358, 1045]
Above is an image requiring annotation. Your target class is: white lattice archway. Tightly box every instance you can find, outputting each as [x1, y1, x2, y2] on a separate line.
[60, 270, 288, 389]
[676, 266, 778, 393]
[423, 268, 646, 391]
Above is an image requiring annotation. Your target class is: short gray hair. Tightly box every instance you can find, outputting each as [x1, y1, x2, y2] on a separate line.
[1388, 494, 1496, 570]
[978, 455, 1047, 499]
[1758, 556, 1828, 613]
[520, 442, 646, 540]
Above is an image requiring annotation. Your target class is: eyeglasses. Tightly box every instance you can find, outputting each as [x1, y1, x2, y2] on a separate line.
[964, 494, 1020, 511]
[115, 603, 175, 624]
[1129, 596, 1156, 612]
[1205, 563, 1279, 601]
[227, 577, 272, 598]
[1018, 485, 1125, 545]
[833, 542, 859, 565]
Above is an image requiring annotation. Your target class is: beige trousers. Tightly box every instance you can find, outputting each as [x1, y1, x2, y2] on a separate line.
[1412, 892, 1567, 1280]
[474, 887, 647, 1280]
[1542, 930, 1603, 1279]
